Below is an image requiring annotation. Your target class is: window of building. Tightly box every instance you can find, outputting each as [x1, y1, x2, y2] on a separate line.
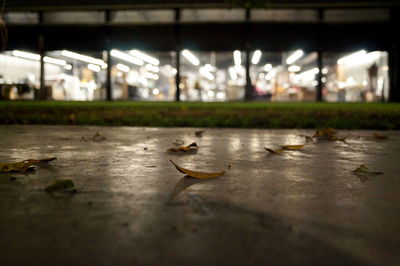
[43, 11, 105, 24]
[111, 10, 175, 24]
[2, 12, 39, 24]
[179, 50, 245, 101]
[251, 9, 318, 22]
[181, 9, 245, 22]
[324, 8, 389, 23]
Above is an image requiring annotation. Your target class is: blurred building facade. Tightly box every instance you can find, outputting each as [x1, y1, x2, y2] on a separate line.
[0, 0, 399, 102]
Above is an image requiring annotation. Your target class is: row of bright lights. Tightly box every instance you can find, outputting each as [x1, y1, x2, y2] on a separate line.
[10, 49, 383, 84]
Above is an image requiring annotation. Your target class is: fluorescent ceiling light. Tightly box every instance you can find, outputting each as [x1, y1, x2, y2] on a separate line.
[87, 64, 100, 72]
[44, 57, 67, 66]
[288, 65, 301, 72]
[264, 63, 272, 72]
[297, 67, 319, 79]
[61, 50, 105, 66]
[182, 50, 200, 66]
[229, 67, 237, 81]
[251, 50, 262, 65]
[286, 50, 304, 65]
[116, 63, 130, 73]
[199, 66, 214, 80]
[111, 49, 144, 66]
[234, 50, 241, 65]
[337, 50, 366, 65]
[265, 69, 276, 80]
[12, 50, 67, 66]
[129, 50, 159, 65]
[12, 50, 40, 60]
[204, 64, 215, 72]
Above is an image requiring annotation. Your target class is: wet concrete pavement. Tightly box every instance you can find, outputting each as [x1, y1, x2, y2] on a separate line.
[0, 125, 400, 266]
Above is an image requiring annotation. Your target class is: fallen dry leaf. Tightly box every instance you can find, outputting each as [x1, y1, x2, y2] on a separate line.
[281, 144, 305, 150]
[306, 128, 347, 143]
[373, 133, 388, 140]
[45, 179, 76, 193]
[0, 157, 57, 173]
[264, 147, 284, 154]
[351, 164, 383, 175]
[167, 142, 198, 152]
[169, 160, 225, 179]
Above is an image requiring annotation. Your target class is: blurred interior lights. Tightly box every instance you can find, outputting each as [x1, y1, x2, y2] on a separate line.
[129, 50, 159, 65]
[362, 80, 368, 86]
[12, 50, 67, 66]
[87, 64, 100, 72]
[143, 72, 159, 80]
[204, 64, 215, 72]
[322, 67, 328, 74]
[145, 64, 160, 73]
[199, 66, 214, 80]
[251, 50, 262, 64]
[286, 50, 304, 65]
[116, 63, 130, 73]
[182, 50, 200, 66]
[229, 67, 237, 80]
[152, 88, 160, 95]
[298, 68, 319, 79]
[337, 50, 366, 64]
[264, 63, 272, 72]
[111, 49, 143, 66]
[288, 65, 301, 72]
[234, 50, 241, 65]
[64, 64, 72, 70]
[216, 91, 224, 100]
[265, 69, 276, 80]
[61, 50, 105, 67]
[382, 66, 389, 71]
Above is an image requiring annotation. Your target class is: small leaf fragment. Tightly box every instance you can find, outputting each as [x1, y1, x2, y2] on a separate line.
[373, 133, 388, 140]
[351, 164, 383, 175]
[167, 142, 198, 152]
[92, 131, 106, 142]
[169, 160, 225, 179]
[264, 147, 284, 154]
[45, 179, 76, 193]
[281, 144, 305, 150]
[195, 130, 205, 137]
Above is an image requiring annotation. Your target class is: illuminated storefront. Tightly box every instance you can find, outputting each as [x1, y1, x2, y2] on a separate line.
[0, 4, 398, 102]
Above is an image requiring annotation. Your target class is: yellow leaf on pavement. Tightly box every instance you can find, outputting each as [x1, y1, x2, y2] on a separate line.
[264, 147, 284, 154]
[0, 157, 57, 173]
[373, 133, 388, 140]
[281, 144, 305, 150]
[169, 160, 225, 179]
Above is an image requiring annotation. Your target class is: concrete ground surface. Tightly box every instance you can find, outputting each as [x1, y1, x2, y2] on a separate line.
[0, 125, 399, 266]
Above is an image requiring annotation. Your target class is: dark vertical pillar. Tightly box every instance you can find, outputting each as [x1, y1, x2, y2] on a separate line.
[244, 8, 252, 101]
[316, 50, 323, 101]
[105, 10, 112, 101]
[38, 12, 45, 100]
[106, 50, 112, 101]
[174, 8, 181, 102]
[316, 8, 324, 102]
